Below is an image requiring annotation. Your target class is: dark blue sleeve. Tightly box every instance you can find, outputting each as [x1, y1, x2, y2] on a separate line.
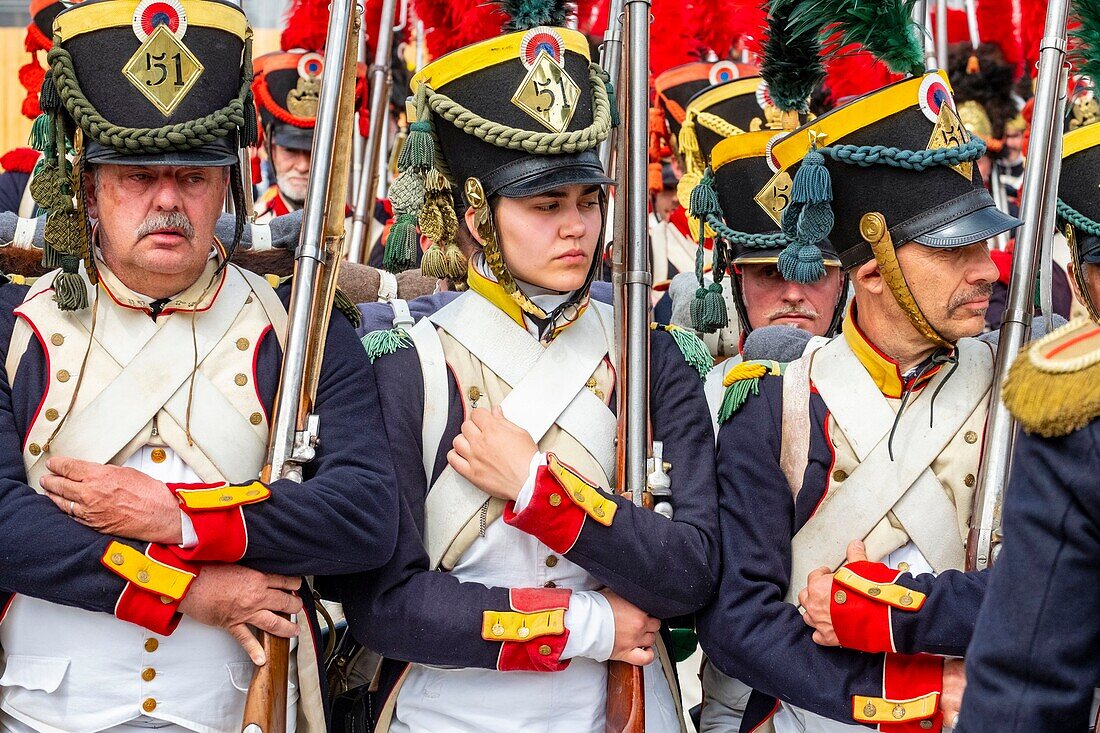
[238, 291, 399, 575]
[885, 567, 989, 656]
[0, 172, 29, 215]
[698, 377, 889, 724]
[957, 424, 1100, 733]
[560, 331, 719, 619]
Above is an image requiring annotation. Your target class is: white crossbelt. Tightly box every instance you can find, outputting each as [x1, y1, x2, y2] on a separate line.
[784, 337, 991, 603]
[420, 292, 616, 570]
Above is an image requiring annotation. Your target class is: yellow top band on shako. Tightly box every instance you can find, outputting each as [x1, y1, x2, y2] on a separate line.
[686, 77, 762, 118]
[54, 0, 250, 43]
[771, 71, 951, 171]
[1062, 121, 1100, 160]
[409, 27, 591, 100]
[711, 130, 779, 170]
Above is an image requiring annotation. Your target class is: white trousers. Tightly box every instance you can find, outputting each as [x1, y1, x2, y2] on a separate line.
[0, 712, 192, 733]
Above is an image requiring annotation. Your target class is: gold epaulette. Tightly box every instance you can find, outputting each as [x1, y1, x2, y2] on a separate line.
[1003, 317, 1100, 437]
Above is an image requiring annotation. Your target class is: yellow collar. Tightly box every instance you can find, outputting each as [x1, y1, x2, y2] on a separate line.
[465, 263, 589, 340]
[842, 303, 942, 399]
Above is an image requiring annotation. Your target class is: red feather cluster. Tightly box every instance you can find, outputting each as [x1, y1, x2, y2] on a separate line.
[823, 48, 902, 107]
[697, 0, 763, 60]
[1, 148, 40, 176]
[575, 0, 609, 36]
[1019, 0, 1045, 75]
[976, 0, 1021, 72]
[929, 7, 971, 47]
[413, 0, 506, 60]
[281, 0, 331, 52]
[650, 0, 701, 74]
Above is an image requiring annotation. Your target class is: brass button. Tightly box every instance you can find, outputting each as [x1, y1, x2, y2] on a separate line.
[160, 596, 172, 605]
[50, 333, 64, 346]
[964, 430, 978, 444]
[544, 581, 557, 588]
[219, 494, 234, 503]
[548, 493, 562, 507]
[246, 295, 254, 304]
[892, 704, 906, 719]
[491, 623, 504, 636]
[44, 408, 58, 421]
[144, 638, 159, 653]
[537, 644, 552, 656]
[467, 387, 482, 406]
[897, 562, 910, 572]
[141, 667, 156, 682]
[867, 586, 881, 596]
[236, 338, 250, 351]
[545, 555, 558, 568]
[573, 490, 585, 504]
[862, 702, 877, 718]
[594, 505, 606, 518]
[150, 448, 167, 464]
[246, 489, 261, 497]
[833, 590, 847, 604]
[110, 552, 125, 566]
[517, 626, 531, 639]
[832, 469, 848, 482]
[142, 698, 157, 713]
[920, 721, 933, 729]
[56, 369, 70, 383]
[28, 443, 41, 456]
[899, 594, 914, 607]
[234, 373, 248, 387]
[250, 412, 263, 425]
[964, 473, 976, 488]
[137, 570, 150, 584]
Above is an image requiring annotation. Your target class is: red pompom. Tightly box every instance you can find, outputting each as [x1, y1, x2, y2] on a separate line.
[1, 148, 41, 175]
[650, 0, 700, 76]
[1019, 0, 1046, 75]
[823, 49, 903, 108]
[414, 0, 506, 60]
[281, 0, 331, 52]
[976, 0, 1022, 72]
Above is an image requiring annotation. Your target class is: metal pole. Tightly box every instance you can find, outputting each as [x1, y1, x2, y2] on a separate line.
[967, 0, 1070, 572]
[622, 0, 650, 503]
[989, 165, 1011, 250]
[913, 0, 934, 70]
[964, 0, 981, 49]
[239, 148, 255, 220]
[597, 0, 625, 176]
[347, 0, 399, 263]
[351, 25, 368, 209]
[934, 0, 948, 70]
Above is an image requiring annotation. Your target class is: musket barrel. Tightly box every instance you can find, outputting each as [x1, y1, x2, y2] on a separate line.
[597, 0, 625, 176]
[967, 0, 1071, 572]
[347, 0, 400, 264]
[934, 0, 948, 70]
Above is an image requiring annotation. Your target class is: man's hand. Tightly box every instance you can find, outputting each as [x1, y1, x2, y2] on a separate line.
[941, 658, 965, 729]
[799, 540, 869, 646]
[40, 456, 182, 544]
[600, 588, 660, 666]
[178, 564, 303, 666]
[449, 407, 537, 502]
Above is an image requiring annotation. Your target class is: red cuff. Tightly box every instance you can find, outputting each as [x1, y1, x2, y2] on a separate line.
[169, 481, 265, 562]
[882, 654, 945, 732]
[503, 465, 586, 554]
[832, 561, 903, 653]
[113, 545, 198, 636]
[496, 587, 573, 673]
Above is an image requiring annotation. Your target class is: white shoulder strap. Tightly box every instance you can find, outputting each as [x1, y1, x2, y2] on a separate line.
[406, 305, 448, 484]
[5, 274, 59, 389]
[779, 338, 828, 501]
[234, 266, 289, 352]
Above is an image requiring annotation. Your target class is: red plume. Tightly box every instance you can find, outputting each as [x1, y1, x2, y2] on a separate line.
[823, 49, 902, 108]
[650, 0, 700, 75]
[414, 0, 506, 60]
[1019, 0, 1046, 76]
[928, 6, 972, 47]
[281, 0, 331, 53]
[575, 0, 609, 36]
[697, 0, 762, 60]
[1, 148, 40, 175]
[976, 0, 1021, 73]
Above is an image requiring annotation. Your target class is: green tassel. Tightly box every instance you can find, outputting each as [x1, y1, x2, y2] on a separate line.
[29, 114, 53, 153]
[360, 327, 412, 362]
[383, 213, 418, 273]
[690, 286, 709, 333]
[688, 169, 722, 221]
[242, 93, 258, 148]
[398, 121, 435, 171]
[605, 79, 620, 128]
[656, 324, 713, 379]
[717, 375, 761, 425]
[334, 287, 361, 328]
[388, 170, 427, 213]
[38, 73, 59, 114]
[41, 242, 62, 269]
[789, 149, 831, 204]
[778, 240, 826, 284]
[690, 283, 728, 334]
[52, 256, 87, 311]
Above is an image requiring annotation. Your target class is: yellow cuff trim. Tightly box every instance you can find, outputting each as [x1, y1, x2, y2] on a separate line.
[547, 455, 616, 526]
[834, 567, 927, 611]
[56, 1, 249, 42]
[176, 481, 270, 511]
[852, 693, 939, 723]
[103, 542, 195, 601]
[481, 609, 566, 642]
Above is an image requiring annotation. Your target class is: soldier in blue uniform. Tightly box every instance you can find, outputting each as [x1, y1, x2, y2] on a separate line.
[0, 2, 397, 730]
[696, 21, 1020, 730]
[332, 3, 718, 731]
[955, 121, 1100, 733]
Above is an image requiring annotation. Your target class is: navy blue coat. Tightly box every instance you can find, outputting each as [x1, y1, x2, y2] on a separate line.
[0, 278, 398, 631]
[331, 285, 719, 713]
[699, 373, 990, 730]
[957, 420, 1100, 732]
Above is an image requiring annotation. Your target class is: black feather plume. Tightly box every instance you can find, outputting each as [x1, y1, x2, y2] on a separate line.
[496, 0, 571, 31]
[761, 2, 826, 113]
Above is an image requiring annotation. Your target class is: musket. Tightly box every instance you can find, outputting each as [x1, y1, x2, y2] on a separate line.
[346, 0, 402, 263]
[966, 0, 1071, 572]
[606, 0, 658, 729]
[934, 0, 948, 71]
[239, 1, 361, 730]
